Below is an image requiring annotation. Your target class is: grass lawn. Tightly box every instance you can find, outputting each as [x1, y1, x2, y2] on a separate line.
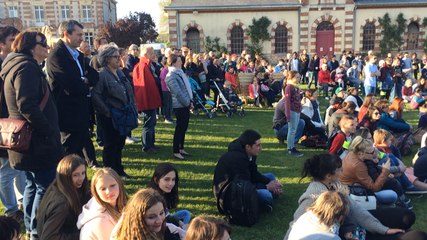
[2, 95, 427, 239]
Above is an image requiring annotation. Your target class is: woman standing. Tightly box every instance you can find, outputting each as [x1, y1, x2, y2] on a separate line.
[0, 31, 63, 239]
[284, 70, 303, 157]
[37, 155, 91, 239]
[166, 54, 193, 160]
[92, 44, 136, 178]
[77, 168, 127, 239]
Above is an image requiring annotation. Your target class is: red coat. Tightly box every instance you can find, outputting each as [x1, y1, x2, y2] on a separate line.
[132, 57, 162, 111]
[248, 83, 260, 99]
[318, 69, 332, 84]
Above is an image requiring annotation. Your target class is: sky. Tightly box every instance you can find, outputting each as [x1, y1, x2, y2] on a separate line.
[116, 0, 161, 27]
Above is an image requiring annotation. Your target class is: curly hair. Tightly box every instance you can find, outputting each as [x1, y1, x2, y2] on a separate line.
[115, 188, 166, 240]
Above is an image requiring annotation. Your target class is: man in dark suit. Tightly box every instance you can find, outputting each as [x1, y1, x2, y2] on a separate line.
[46, 20, 99, 164]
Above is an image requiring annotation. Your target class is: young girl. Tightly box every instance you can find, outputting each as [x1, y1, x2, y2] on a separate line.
[184, 216, 232, 240]
[37, 155, 91, 239]
[248, 76, 260, 107]
[288, 191, 349, 240]
[148, 163, 191, 228]
[402, 79, 413, 103]
[77, 168, 127, 239]
[285, 70, 304, 157]
[411, 87, 426, 110]
[112, 188, 185, 240]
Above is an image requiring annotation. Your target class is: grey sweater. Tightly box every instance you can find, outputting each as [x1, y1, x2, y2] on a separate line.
[284, 181, 388, 240]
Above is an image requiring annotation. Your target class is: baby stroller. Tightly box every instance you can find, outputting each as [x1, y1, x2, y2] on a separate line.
[188, 77, 216, 118]
[213, 81, 245, 117]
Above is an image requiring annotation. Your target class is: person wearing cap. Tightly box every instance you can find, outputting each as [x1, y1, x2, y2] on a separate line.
[126, 44, 140, 74]
[345, 87, 363, 112]
[324, 97, 344, 129]
[347, 61, 360, 89]
[318, 63, 333, 100]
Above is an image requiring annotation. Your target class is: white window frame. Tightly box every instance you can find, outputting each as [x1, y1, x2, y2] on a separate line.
[34, 6, 44, 23]
[82, 5, 92, 22]
[61, 5, 70, 20]
[85, 32, 94, 48]
[8, 6, 18, 18]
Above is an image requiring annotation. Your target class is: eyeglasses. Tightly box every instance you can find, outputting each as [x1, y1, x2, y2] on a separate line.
[365, 150, 375, 155]
[35, 41, 48, 48]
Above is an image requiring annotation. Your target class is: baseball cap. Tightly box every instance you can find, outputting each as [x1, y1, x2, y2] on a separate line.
[335, 87, 344, 95]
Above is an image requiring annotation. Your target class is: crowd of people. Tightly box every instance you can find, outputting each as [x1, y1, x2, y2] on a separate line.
[2, 17, 427, 240]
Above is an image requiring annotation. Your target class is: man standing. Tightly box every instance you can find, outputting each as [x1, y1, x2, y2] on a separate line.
[0, 26, 25, 223]
[213, 130, 283, 212]
[133, 46, 162, 153]
[363, 55, 380, 95]
[47, 20, 99, 160]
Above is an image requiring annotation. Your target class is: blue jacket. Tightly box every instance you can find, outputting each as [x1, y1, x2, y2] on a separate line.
[377, 113, 410, 133]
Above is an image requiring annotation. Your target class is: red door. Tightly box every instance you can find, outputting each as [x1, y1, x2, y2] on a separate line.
[316, 30, 334, 58]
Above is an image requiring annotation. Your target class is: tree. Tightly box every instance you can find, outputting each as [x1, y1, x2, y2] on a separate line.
[205, 36, 227, 54]
[98, 12, 158, 47]
[247, 16, 271, 56]
[378, 13, 407, 54]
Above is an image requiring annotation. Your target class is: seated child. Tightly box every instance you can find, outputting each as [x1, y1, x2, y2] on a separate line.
[410, 87, 426, 110]
[223, 81, 242, 106]
[328, 115, 356, 156]
[402, 79, 413, 103]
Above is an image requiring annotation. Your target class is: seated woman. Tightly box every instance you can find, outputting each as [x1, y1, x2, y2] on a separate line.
[77, 168, 127, 239]
[284, 154, 414, 240]
[375, 100, 411, 134]
[37, 155, 91, 239]
[258, 72, 276, 107]
[328, 101, 356, 137]
[358, 93, 376, 123]
[248, 76, 260, 107]
[339, 136, 400, 206]
[111, 188, 185, 240]
[358, 106, 381, 135]
[148, 162, 192, 228]
[300, 89, 328, 142]
[184, 216, 231, 240]
[389, 97, 405, 120]
[288, 191, 349, 240]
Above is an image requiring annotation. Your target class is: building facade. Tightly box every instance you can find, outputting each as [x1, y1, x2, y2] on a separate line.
[165, 0, 427, 59]
[0, 0, 117, 46]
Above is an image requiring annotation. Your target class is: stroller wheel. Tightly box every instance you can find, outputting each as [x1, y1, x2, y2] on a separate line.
[207, 112, 213, 119]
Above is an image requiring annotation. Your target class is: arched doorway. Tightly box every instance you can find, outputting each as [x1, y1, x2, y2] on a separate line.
[186, 27, 200, 53]
[407, 22, 419, 50]
[316, 21, 334, 57]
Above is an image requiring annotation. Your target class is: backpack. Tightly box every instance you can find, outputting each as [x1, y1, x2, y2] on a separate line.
[216, 178, 259, 227]
[327, 129, 345, 149]
[395, 132, 414, 156]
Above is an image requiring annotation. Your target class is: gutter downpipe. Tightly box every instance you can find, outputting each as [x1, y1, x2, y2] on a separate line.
[176, 10, 181, 48]
[298, 6, 301, 51]
[352, 4, 357, 51]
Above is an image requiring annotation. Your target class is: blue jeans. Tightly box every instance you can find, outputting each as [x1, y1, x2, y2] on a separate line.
[274, 119, 305, 144]
[375, 190, 397, 204]
[171, 209, 192, 224]
[365, 85, 376, 96]
[0, 157, 25, 214]
[142, 109, 157, 150]
[24, 168, 56, 236]
[257, 173, 276, 207]
[287, 111, 301, 150]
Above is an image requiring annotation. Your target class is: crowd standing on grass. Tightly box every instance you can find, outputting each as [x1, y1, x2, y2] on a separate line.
[2, 18, 427, 239]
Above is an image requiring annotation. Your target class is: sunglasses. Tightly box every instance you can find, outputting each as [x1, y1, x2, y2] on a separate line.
[373, 112, 380, 115]
[365, 150, 375, 155]
[36, 40, 48, 48]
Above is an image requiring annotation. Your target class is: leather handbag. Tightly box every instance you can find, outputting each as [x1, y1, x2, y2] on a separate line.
[0, 85, 49, 152]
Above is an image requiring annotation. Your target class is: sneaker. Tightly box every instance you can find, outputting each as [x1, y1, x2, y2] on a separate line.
[143, 148, 158, 154]
[325, 97, 330, 100]
[405, 187, 427, 195]
[288, 148, 303, 157]
[164, 119, 174, 124]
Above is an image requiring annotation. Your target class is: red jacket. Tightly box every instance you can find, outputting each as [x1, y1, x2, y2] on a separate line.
[248, 83, 260, 99]
[132, 57, 162, 111]
[318, 69, 332, 84]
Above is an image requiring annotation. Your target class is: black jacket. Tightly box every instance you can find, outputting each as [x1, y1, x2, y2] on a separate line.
[46, 39, 98, 132]
[414, 147, 427, 182]
[213, 139, 270, 196]
[0, 53, 63, 170]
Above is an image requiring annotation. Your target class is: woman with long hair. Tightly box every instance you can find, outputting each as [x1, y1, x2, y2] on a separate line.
[112, 188, 185, 240]
[389, 97, 404, 120]
[288, 191, 349, 240]
[77, 168, 127, 239]
[284, 154, 416, 240]
[358, 93, 376, 122]
[375, 100, 411, 134]
[37, 155, 91, 239]
[148, 162, 191, 227]
[184, 216, 231, 240]
[359, 106, 381, 135]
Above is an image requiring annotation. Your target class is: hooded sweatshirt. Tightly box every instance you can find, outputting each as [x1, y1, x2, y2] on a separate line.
[77, 197, 118, 240]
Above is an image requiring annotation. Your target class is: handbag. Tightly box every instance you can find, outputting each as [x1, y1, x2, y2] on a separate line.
[0, 84, 49, 152]
[349, 185, 376, 210]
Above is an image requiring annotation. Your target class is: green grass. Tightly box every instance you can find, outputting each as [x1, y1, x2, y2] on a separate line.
[2, 97, 427, 239]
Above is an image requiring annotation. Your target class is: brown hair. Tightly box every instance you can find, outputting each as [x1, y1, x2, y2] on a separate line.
[362, 93, 375, 108]
[184, 216, 232, 240]
[389, 97, 404, 119]
[91, 168, 127, 221]
[374, 99, 390, 113]
[167, 54, 180, 67]
[115, 188, 166, 240]
[12, 31, 47, 57]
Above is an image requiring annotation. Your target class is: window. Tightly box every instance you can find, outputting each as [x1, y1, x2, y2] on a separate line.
[275, 25, 288, 53]
[186, 28, 200, 53]
[230, 26, 244, 54]
[362, 22, 375, 51]
[319, 0, 335, 4]
[407, 22, 419, 50]
[34, 6, 44, 23]
[61, 5, 70, 20]
[317, 21, 334, 31]
[85, 32, 94, 48]
[8, 6, 18, 18]
[82, 5, 92, 22]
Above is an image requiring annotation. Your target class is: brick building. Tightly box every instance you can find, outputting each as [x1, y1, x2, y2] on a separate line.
[165, 0, 427, 59]
[0, 0, 117, 47]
